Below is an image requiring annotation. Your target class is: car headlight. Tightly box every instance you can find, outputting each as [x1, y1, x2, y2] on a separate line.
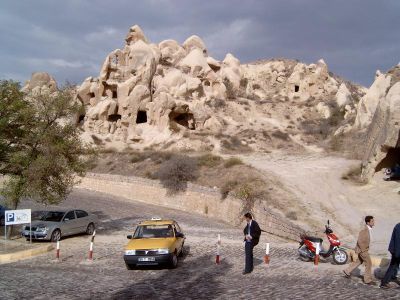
[157, 248, 169, 254]
[125, 250, 136, 255]
[36, 227, 48, 232]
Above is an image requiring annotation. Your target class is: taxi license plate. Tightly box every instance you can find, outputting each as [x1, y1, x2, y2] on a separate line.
[138, 257, 155, 262]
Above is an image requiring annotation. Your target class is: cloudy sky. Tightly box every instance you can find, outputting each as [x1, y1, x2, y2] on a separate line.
[0, 0, 398, 87]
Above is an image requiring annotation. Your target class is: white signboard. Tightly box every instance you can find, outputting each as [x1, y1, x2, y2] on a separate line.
[5, 209, 31, 225]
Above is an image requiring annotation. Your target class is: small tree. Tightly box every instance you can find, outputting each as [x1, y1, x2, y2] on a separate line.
[156, 155, 198, 194]
[0, 80, 92, 213]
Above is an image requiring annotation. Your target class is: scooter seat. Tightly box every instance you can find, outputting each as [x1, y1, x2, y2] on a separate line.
[304, 236, 323, 243]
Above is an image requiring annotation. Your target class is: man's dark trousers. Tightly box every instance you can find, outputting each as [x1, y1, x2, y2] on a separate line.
[245, 241, 254, 273]
[381, 256, 400, 286]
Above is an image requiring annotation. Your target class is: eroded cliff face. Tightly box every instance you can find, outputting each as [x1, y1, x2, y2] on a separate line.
[359, 65, 400, 180]
[71, 25, 367, 151]
[75, 25, 232, 148]
[26, 25, 367, 153]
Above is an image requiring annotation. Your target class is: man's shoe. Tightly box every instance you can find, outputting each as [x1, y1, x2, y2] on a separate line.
[380, 283, 391, 289]
[365, 281, 377, 286]
[343, 271, 351, 278]
[242, 270, 252, 275]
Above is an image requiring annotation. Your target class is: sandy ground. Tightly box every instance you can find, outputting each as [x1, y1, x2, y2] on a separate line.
[241, 152, 400, 256]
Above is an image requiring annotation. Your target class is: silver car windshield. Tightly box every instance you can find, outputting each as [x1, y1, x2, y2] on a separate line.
[133, 225, 174, 239]
[40, 211, 65, 222]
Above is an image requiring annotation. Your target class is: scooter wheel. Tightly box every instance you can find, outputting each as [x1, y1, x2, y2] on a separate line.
[332, 249, 348, 265]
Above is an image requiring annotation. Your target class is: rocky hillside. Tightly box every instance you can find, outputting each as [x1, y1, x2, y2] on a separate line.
[21, 25, 400, 182]
[61, 24, 365, 153]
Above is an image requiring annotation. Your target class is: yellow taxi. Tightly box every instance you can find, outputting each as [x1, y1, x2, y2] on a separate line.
[124, 218, 185, 269]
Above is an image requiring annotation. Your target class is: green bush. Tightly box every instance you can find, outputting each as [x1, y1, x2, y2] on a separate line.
[271, 130, 289, 141]
[234, 183, 259, 214]
[286, 211, 298, 220]
[197, 153, 223, 167]
[130, 153, 145, 163]
[224, 157, 244, 168]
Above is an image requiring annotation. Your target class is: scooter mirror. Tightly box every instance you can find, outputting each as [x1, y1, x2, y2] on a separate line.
[327, 219, 330, 225]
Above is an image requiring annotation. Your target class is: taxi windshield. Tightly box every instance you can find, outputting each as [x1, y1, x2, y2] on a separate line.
[133, 224, 174, 239]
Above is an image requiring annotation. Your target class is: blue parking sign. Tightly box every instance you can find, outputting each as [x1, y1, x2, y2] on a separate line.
[6, 212, 15, 223]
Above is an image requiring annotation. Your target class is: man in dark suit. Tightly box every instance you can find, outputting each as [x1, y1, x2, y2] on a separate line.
[381, 223, 400, 289]
[243, 212, 261, 274]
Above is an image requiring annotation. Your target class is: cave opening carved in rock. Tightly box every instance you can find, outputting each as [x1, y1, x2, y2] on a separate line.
[136, 111, 148, 124]
[375, 147, 400, 172]
[108, 114, 122, 122]
[294, 85, 300, 92]
[169, 111, 196, 130]
[77, 114, 85, 125]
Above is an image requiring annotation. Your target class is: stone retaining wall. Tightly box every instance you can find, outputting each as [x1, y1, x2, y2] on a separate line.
[78, 173, 304, 241]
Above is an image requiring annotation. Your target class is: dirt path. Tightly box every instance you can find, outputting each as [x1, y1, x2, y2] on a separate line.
[241, 152, 400, 256]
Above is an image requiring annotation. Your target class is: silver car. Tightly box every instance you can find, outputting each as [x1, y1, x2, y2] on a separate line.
[21, 209, 98, 242]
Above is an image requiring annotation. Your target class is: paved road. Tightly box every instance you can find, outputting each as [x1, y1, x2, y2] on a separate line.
[0, 189, 398, 299]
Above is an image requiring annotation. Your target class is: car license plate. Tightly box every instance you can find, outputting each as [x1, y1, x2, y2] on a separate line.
[138, 257, 155, 262]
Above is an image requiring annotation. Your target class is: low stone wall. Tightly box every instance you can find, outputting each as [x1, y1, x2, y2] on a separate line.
[78, 173, 304, 241]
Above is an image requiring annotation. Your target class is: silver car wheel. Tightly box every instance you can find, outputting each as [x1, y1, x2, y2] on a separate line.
[86, 223, 95, 235]
[51, 229, 61, 242]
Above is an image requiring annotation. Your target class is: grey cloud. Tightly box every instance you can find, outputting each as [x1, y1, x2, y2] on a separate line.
[0, 0, 399, 86]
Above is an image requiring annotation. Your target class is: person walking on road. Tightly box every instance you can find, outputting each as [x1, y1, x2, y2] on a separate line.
[380, 223, 400, 289]
[243, 212, 261, 275]
[343, 216, 376, 285]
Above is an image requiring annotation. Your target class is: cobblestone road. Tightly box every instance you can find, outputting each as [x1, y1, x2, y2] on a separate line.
[0, 189, 398, 299]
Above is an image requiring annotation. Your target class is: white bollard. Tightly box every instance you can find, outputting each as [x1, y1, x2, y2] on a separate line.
[314, 243, 320, 266]
[264, 243, 270, 264]
[88, 230, 96, 260]
[56, 240, 60, 260]
[216, 234, 221, 264]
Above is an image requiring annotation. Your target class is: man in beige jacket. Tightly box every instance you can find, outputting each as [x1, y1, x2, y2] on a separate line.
[343, 216, 375, 285]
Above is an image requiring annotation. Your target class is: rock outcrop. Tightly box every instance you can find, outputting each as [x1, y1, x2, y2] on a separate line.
[76, 25, 233, 147]
[360, 65, 400, 180]
[354, 72, 392, 129]
[22, 72, 58, 95]
[28, 25, 365, 152]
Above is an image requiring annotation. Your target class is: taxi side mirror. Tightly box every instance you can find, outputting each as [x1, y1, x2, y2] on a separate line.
[127, 235, 133, 239]
[175, 232, 184, 238]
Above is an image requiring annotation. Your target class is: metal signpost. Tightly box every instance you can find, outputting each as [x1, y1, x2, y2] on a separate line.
[4, 209, 32, 243]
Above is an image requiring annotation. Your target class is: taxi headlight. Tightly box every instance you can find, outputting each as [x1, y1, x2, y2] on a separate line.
[125, 250, 136, 255]
[157, 248, 169, 254]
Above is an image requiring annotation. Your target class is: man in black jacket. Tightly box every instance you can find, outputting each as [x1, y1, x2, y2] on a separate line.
[381, 223, 400, 288]
[243, 212, 261, 274]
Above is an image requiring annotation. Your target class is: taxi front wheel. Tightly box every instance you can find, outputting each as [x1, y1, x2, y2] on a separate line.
[169, 253, 178, 269]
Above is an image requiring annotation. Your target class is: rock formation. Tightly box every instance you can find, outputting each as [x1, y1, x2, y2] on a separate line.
[73, 25, 367, 151]
[22, 72, 58, 95]
[76, 25, 235, 147]
[359, 65, 400, 180]
[354, 71, 392, 129]
[22, 25, 365, 152]
[241, 58, 342, 103]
